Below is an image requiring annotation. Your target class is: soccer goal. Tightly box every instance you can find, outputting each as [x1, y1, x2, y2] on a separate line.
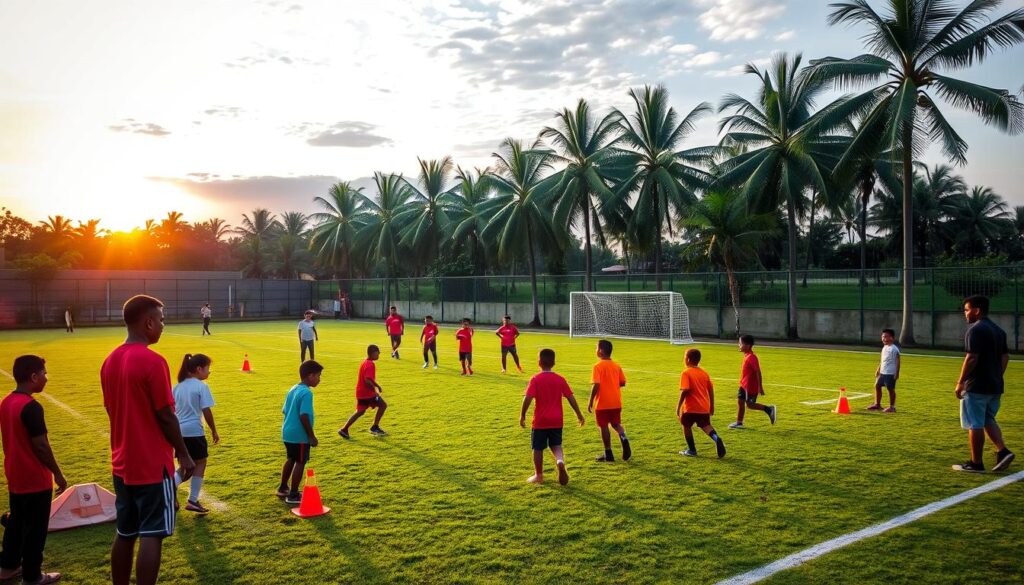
[569, 291, 694, 344]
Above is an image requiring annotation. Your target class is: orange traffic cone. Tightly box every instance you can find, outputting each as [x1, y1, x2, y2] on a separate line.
[834, 387, 851, 414]
[241, 354, 252, 373]
[291, 469, 330, 518]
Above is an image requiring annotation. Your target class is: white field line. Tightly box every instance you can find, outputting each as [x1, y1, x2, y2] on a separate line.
[800, 393, 872, 406]
[714, 470, 1024, 585]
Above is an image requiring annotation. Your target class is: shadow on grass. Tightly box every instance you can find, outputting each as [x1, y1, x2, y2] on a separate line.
[176, 518, 243, 583]
[307, 514, 389, 582]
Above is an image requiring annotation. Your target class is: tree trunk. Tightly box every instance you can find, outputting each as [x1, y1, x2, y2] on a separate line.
[786, 195, 799, 339]
[859, 178, 871, 286]
[727, 265, 741, 337]
[803, 189, 816, 288]
[583, 199, 593, 292]
[899, 125, 916, 345]
[654, 184, 663, 291]
[526, 222, 542, 327]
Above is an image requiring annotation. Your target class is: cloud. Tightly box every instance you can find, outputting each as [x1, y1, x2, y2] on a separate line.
[148, 174, 345, 212]
[695, 0, 785, 41]
[203, 105, 244, 118]
[108, 118, 171, 136]
[774, 30, 795, 41]
[288, 121, 393, 148]
[225, 45, 326, 68]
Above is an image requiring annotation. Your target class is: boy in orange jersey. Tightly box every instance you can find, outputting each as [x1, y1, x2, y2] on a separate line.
[677, 348, 726, 458]
[588, 339, 630, 462]
[338, 345, 387, 438]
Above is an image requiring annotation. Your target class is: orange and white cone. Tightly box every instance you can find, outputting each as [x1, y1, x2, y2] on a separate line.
[834, 387, 851, 414]
[291, 469, 330, 518]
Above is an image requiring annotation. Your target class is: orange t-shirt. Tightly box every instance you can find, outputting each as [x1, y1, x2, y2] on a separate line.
[591, 359, 626, 410]
[679, 366, 713, 415]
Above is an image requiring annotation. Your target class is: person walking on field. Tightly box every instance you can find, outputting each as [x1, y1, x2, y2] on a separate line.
[100, 295, 195, 585]
[200, 304, 212, 336]
[63, 307, 73, 334]
[952, 295, 1015, 473]
[298, 310, 318, 362]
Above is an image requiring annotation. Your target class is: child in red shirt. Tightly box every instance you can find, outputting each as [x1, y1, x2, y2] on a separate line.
[520, 349, 585, 485]
[730, 335, 776, 429]
[496, 315, 523, 373]
[456, 318, 474, 376]
[338, 345, 388, 438]
[420, 315, 439, 369]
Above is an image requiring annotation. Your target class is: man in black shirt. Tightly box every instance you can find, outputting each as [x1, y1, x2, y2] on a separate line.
[953, 295, 1014, 473]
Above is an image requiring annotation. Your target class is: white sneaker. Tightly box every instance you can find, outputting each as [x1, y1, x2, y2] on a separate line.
[679, 449, 697, 457]
[728, 422, 744, 429]
[433, 364, 438, 369]
[422, 363, 428, 369]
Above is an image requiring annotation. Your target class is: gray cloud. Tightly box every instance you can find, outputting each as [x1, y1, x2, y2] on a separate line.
[290, 121, 394, 148]
[203, 105, 244, 118]
[149, 174, 382, 214]
[108, 118, 171, 136]
[225, 45, 326, 68]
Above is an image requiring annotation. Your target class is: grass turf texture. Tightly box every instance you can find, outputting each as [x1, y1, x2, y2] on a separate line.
[0, 320, 1021, 584]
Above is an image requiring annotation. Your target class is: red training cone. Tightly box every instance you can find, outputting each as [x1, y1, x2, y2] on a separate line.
[292, 469, 330, 518]
[834, 387, 851, 414]
[241, 354, 252, 373]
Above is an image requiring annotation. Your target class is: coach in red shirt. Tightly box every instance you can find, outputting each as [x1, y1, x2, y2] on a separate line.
[0, 355, 66, 585]
[100, 295, 194, 585]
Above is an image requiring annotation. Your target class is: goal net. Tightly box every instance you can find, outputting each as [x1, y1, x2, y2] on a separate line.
[569, 292, 694, 344]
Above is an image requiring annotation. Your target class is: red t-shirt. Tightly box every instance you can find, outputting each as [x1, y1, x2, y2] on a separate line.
[525, 371, 573, 429]
[497, 324, 519, 347]
[421, 323, 438, 345]
[100, 343, 175, 485]
[385, 314, 404, 335]
[740, 352, 763, 394]
[456, 327, 473, 352]
[0, 392, 52, 494]
[356, 359, 377, 399]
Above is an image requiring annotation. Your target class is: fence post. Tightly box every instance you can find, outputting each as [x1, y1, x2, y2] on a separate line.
[626, 272, 631, 292]
[260, 279, 265, 318]
[1015, 269, 1020, 352]
[473, 278, 478, 322]
[407, 278, 412, 320]
[543, 278, 547, 326]
[930, 268, 936, 348]
[785, 272, 791, 338]
[504, 277, 509, 317]
[716, 272, 723, 338]
[859, 271, 865, 344]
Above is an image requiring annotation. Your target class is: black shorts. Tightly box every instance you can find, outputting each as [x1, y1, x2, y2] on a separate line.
[531, 428, 563, 450]
[182, 436, 209, 460]
[737, 388, 758, 404]
[284, 442, 311, 464]
[357, 396, 381, 412]
[459, 351, 473, 361]
[681, 412, 712, 428]
[501, 345, 518, 357]
[113, 471, 175, 538]
[390, 334, 402, 343]
[876, 374, 897, 391]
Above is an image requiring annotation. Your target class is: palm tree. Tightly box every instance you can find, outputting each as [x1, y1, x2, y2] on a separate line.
[540, 99, 632, 291]
[73, 219, 108, 268]
[236, 209, 281, 243]
[447, 167, 496, 274]
[398, 157, 457, 282]
[483, 138, 560, 326]
[156, 211, 188, 251]
[356, 173, 414, 303]
[614, 85, 714, 290]
[950, 185, 1011, 256]
[683, 190, 777, 336]
[194, 218, 232, 241]
[870, 167, 962, 265]
[309, 181, 370, 279]
[811, 0, 1024, 344]
[716, 54, 844, 338]
[275, 212, 310, 278]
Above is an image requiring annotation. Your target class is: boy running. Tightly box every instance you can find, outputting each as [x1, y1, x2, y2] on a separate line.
[173, 353, 219, 514]
[519, 349, 586, 485]
[385, 307, 405, 359]
[867, 328, 900, 412]
[589, 339, 631, 462]
[496, 315, 523, 373]
[677, 349, 726, 458]
[278, 360, 322, 505]
[729, 335, 776, 429]
[456, 318, 474, 376]
[338, 345, 388, 438]
[0, 355, 66, 585]
[297, 311, 318, 362]
[420, 316, 439, 369]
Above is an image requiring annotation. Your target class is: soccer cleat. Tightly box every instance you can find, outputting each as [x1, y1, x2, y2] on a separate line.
[767, 405, 777, 425]
[952, 461, 986, 473]
[865, 404, 882, 411]
[501, 369, 507, 374]
[337, 429, 350, 440]
[275, 486, 289, 498]
[728, 422, 744, 429]
[993, 450, 1015, 472]
[395, 351, 400, 359]
[185, 500, 210, 515]
[883, 406, 896, 413]
[369, 426, 388, 436]
[716, 438, 727, 458]
[679, 449, 697, 457]
[461, 372, 467, 376]
[422, 363, 429, 369]
[621, 439, 632, 461]
[595, 453, 614, 462]
[517, 366, 524, 373]
[285, 491, 302, 505]
[468, 367, 473, 375]
[433, 364, 439, 369]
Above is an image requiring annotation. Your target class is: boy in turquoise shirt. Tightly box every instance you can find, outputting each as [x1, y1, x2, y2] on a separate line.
[277, 360, 323, 505]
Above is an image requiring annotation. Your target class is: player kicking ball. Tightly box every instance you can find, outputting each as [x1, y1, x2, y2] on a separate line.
[338, 345, 388, 438]
[729, 335, 776, 429]
[677, 349, 726, 458]
[520, 349, 586, 485]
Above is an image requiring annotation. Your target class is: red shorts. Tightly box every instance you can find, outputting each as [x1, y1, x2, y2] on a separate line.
[595, 408, 621, 427]
[356, 396, 381, 412]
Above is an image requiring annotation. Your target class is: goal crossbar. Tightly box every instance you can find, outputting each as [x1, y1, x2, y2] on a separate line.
[569, 292, 694, 344]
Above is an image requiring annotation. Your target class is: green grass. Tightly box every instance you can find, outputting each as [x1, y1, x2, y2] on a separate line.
[1, 320, 1021, 584]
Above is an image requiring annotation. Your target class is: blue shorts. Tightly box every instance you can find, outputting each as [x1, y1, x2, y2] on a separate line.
[960, 393, 1001, 430]
[875, 374, 897, 391]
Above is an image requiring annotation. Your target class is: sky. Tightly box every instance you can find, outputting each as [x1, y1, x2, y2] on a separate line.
[1, 0, 1022, 232]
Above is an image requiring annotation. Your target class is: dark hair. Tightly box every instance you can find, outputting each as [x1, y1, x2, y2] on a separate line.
[425, 315, 434, 320]
[299, 360, 324, 378]
[462, 318, 471, 324]
[964, 295, 990, 315]
[304, 310, 314, 316]
[123, 295, 164, 326]
[503, 315, 511, 320]
[597, 339, 613, 357]
[685, 348, 701, 365]
[539, 348, 555, 367]
[389, 306, 397, 310]
[12, 355, 45, 384]
[881, 328, 896, 337]
[740, 334, 755, 346]
[367, 344, 380, 356]
[177, 353, 212, 383]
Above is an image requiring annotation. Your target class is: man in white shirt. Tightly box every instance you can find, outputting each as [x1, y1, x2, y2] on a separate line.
[297, 311, 319, 362]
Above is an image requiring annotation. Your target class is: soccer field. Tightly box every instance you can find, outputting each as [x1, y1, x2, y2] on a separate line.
[1, 320, 1021, 584]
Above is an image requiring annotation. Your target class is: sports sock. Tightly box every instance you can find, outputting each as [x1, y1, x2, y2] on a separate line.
[709, 431, 720, 443]
[685, 435, 696, 453]
[556, 459, 564, 466]
[604, 449, 613, 459]
[189, 476, 204, 503]
[174, 471, 183, 488]
[619, 432, 628, 441]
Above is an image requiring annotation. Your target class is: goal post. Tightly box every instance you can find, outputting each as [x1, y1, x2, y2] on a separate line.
[569, 292, 694, 344]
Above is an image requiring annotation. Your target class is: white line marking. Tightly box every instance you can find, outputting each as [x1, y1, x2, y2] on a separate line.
[714, 470, 1024, 585]
[800, 393, 872, 406]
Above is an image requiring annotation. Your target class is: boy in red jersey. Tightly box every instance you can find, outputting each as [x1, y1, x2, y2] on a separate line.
[100, 295, 194, 585]
[495, 315, 523, 373]
[338, 345, 388, 438]
[677, 349, 726, 458]
[456, 318, 474, 376]
[519, 349, 586, 485]
[420, 315, 439, 369]
[589, 339, 630, 462]
[0, 355, 66, 585]
[385, 306, 405, 359]
[729, 335, 776, 429]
